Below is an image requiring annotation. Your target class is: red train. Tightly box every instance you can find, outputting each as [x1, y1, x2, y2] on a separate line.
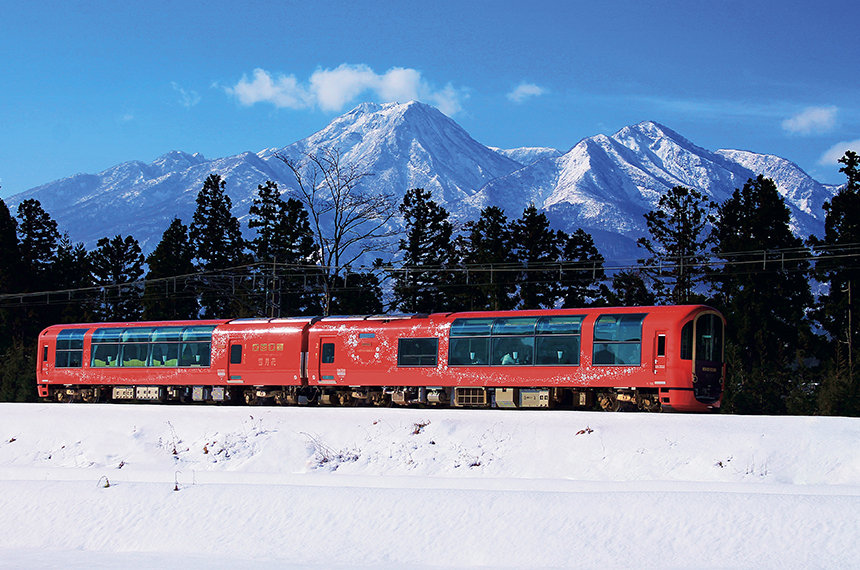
[36, 305, 725, 412]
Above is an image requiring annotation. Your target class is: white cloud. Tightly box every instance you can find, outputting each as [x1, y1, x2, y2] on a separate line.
[225, 69, 312, 109]
[782, 106, 837, 135]
[226, 65, 467, 116]
[507, 82, 546, 103]
[171, 82, 201, 108]
[818, 139, 860, 165]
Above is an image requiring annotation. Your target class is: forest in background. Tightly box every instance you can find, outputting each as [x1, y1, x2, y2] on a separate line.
[1, 150, 857, 416]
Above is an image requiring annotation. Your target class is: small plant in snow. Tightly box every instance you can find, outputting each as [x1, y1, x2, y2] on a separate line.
[575, 427, 594, 436]
[412, 421, 430, 435]
[97, 476, 110, 488]
[302, 432, 359, 470]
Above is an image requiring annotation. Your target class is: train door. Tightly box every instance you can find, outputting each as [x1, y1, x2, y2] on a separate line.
[652, 331, 667, 375]
[318, 336, 337, 385]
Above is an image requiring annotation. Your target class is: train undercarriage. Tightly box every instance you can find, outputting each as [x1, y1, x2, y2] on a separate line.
[45, 384, 668, 412]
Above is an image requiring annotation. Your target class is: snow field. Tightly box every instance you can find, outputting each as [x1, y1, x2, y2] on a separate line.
[0, 404, 857, 568]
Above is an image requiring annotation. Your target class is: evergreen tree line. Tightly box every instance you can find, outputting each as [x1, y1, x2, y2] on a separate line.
[0, 151, 857, 416]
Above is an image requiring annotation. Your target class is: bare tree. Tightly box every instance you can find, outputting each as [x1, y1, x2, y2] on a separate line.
[275, 148, 397, 315]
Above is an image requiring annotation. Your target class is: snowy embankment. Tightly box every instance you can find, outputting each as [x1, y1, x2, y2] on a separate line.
[0, 404, 857, 568]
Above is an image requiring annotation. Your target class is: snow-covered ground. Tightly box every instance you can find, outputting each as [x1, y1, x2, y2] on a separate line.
[0, 403, 857, 568]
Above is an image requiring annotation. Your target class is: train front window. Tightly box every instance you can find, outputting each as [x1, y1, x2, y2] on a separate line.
[55, 328, 87, 368]
[696, 314, 723, 362]
[680, 322, 693, 360]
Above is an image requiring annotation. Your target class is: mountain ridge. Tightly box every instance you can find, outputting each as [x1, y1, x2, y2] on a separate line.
[6, 102, 837, 260]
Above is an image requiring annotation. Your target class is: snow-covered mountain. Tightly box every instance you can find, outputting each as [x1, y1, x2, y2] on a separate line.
[472, 121, 835, 259]
[6, 101, 837, 260]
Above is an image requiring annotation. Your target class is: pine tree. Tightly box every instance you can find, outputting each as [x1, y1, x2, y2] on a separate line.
[53, 234, 94, 323]
[711, 175, 814, 414]
[247, 181, 318, 316]
[0, 198, 21, 294]
[89, 235, 145, 321]
[329, 265, 384, 315]
[459, 206, 517, 310]
[0, 197, 23, 354]
[601, 270, 656, 307]
[637, 185, 715, 304]
[0, 341, 36, 402]
[558, 228, 606, 307]
[143, 218, 199, 320]
[189, 174, 249, 318]
[393, 188, 456, 313]
[813, 150, 860, 415]
[16, 198, 59, 287]
[511, 204, 561, 309]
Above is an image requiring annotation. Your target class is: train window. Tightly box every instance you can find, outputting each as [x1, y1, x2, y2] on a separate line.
[449, 337, 489, 365]
[397, 338, 439, 367]
[322, 343, 335, 364]
[151, 343, 180, 366]
[230, 344, 243, 364]
[91, 343, 120, 367]
[90, 325, 215, 368]
[121, 343, 149, 367]
[122, 328, 153, 342]
[182, 326, 216, 342]
[450, 318, 493, 337]
[680, 322, 693, 360]
[535, 336, 580, 365]
[55, 328, 87, 368]
[492, 336, 534, 365]
[536, 316, 583, 335]
[593, 314, 646, 366]
[491, 317, 537, 336]
[180, 343, 210, 367]
[696, 314, 723, 362]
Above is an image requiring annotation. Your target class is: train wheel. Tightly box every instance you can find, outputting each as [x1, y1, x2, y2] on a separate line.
[598, 392, 621, 412]
[637, 393, 662, 413]
[337, 391, 354, 406]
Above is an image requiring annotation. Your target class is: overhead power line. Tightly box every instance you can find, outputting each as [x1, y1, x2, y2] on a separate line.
[0, 244, 858, 309]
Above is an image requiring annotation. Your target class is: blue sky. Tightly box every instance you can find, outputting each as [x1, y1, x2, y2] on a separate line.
[1, 0, 858, 198]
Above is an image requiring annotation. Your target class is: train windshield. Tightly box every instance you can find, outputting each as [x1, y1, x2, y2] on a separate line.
[695, 314, 723, 362]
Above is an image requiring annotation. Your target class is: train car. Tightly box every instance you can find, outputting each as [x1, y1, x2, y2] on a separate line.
[36, 305, 725, 412]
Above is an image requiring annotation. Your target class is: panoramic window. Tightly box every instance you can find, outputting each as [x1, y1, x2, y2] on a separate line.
[55, 328, 87, 368]
[592, 313, 646, 366]
[397, 338, 439, 367]
[449, 315, 583, 366]
[90, 325, 215, 368]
